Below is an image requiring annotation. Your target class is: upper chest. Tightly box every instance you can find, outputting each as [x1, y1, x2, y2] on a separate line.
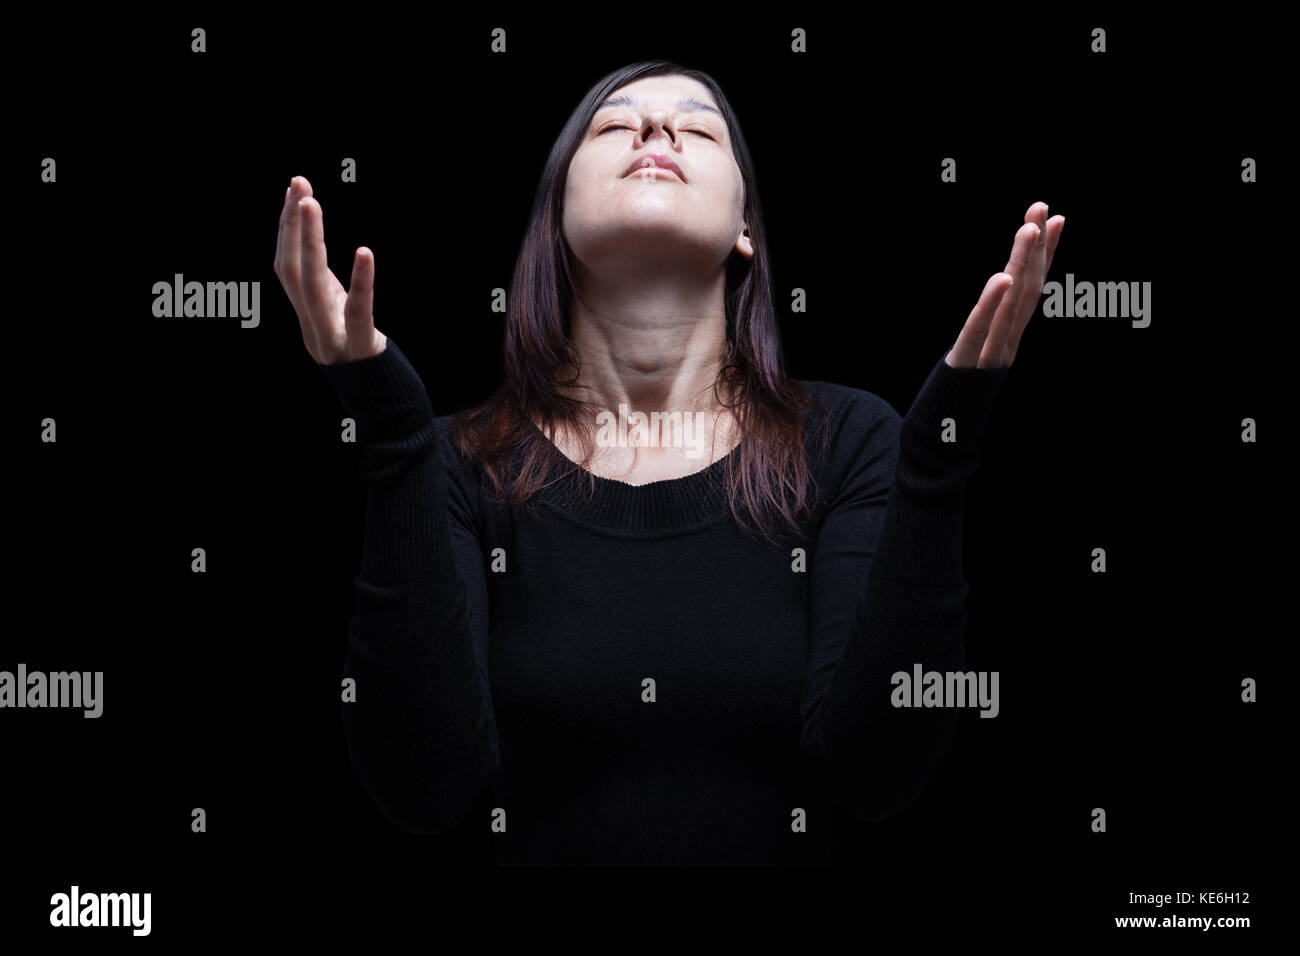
[543, 409, 742, 485]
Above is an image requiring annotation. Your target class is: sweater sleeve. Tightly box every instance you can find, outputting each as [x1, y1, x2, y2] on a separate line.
[800, 349, 1011, 823]
[317, 338, 497, 835]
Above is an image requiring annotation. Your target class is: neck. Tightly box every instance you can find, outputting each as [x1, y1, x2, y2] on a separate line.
[562, 257, 730, 416]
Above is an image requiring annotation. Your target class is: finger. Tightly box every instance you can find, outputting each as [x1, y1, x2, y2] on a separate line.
[946, 272, 1015, 369]
[279, 180, 316, 354]
[1003, 201, 1045, 273]
[298, 196, 335, 347]
[343, 247, 376, 360]
[278, 180, 302, 301]
[279, 179, 319, 356]
[279, 176, 316, 293]
[274, 184, 290, 277]
[279, 179, 307, 303]
[1001, 213, 1051, 365]
[1043, 214, 1065, 275]
[1012, 205, 1049, 321]
[1005, 214, 1065, 361]
[982, 222, 1039, 367]
[288, 181, 342, 307]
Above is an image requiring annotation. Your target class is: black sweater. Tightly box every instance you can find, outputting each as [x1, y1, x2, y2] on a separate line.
[319, 338, 1010, 865]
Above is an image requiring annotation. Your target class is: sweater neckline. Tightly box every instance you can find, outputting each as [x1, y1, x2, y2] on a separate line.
[529, 424, 741, 536]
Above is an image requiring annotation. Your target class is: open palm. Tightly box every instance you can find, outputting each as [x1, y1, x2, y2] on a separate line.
[273, 175, 387, 366]
[946, 202, 1065, 370]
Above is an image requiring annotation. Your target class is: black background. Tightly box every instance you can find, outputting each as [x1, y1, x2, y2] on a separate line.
[7, 10, 1281, 943]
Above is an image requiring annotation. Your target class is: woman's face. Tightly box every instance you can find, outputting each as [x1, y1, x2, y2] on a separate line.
[563, 75, 752, 272]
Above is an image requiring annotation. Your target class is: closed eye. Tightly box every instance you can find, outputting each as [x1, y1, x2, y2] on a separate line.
[598, 125, 714, 139]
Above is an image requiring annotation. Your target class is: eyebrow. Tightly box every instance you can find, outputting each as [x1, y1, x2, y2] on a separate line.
[595, 94, 723, 119]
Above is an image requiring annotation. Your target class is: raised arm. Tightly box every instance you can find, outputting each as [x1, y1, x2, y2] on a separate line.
[275, 177, 496, 833]
[801, 202, 1063, 821]
[319, 341, 497, 835]
[800, 355, 1009, 821]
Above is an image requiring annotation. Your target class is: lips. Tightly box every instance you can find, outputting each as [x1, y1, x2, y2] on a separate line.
[624, 153, 686, 183]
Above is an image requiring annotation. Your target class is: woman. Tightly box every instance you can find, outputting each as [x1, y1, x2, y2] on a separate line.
[272, 60, 1064, 865]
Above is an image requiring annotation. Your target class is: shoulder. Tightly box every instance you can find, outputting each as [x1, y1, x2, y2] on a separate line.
[795, 378, 903, 449]
[791, 379, 904, 508]
[433, 413, 488, 506]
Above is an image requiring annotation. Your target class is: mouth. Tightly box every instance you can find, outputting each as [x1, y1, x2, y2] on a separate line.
[624, 154, 686, 183]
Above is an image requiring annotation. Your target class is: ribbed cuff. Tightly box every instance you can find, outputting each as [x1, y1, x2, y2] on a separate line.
[317, 338, 434, 434]
[896, 349, 1012, 495]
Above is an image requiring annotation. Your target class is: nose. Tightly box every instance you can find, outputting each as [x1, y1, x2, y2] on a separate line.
[636, 109, 677, 148]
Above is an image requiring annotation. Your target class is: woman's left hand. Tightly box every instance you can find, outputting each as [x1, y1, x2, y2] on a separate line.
[945, 202, 1065, 369]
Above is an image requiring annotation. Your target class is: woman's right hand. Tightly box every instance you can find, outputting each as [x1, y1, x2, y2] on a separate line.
[274, 176, 387, 365]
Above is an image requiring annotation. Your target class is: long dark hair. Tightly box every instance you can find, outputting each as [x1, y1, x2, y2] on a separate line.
[449, 59, 830, 543]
